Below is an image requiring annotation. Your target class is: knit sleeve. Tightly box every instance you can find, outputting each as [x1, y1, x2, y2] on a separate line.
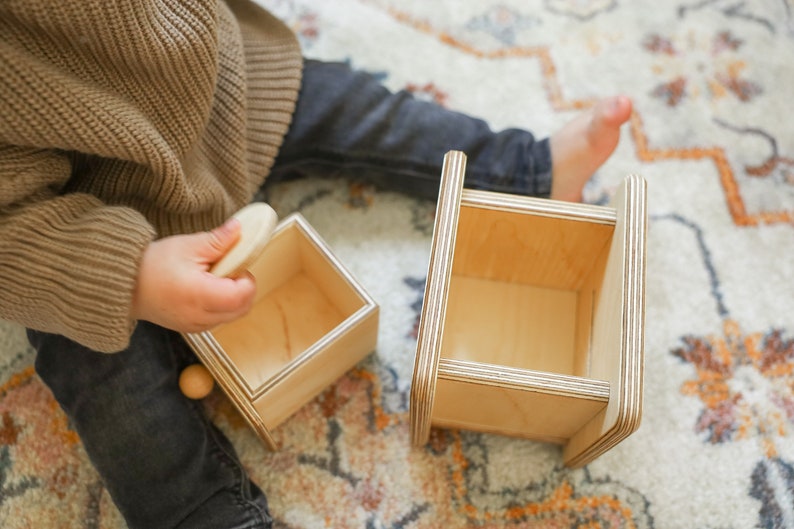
[0, 146, 156, 353]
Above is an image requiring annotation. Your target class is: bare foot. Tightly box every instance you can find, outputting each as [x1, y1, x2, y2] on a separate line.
[549, 95, 633, 202]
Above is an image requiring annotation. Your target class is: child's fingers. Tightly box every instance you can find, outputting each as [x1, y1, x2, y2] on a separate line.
[202, 218, 242, 263]
[196, 271, 257, 316]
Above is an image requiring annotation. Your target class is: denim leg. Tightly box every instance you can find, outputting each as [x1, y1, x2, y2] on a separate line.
[270, 59, 552, 200]
[28, 322, 272, 529]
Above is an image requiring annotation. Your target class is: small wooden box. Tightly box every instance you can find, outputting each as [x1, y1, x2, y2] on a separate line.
[185, 213, 379, 449]
[410, 151, 647, 467]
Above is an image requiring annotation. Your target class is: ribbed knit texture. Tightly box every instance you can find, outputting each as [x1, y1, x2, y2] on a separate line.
[0, 0, 303, 352]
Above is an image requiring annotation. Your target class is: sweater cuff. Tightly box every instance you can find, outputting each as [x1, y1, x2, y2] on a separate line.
[1, 195, 156, 352]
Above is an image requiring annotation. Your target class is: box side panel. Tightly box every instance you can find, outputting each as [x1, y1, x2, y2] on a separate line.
[564, 175, 647, 467]
[432, 375, 608, 444]
[252, 308, 379, 431]
[411, 151, 467, 445]
[453, 204, 614, 291]
[443, 275, 577, 375]
[246, 221, 301, 300]
[211, 272, 346, 391]
[572, 239, 612, 378]
[183, 332, 278, 450]
[296, 225, 368, 316]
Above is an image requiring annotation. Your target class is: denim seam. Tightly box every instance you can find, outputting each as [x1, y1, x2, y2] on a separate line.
[274, 150, 530, 195]
[169, 329, 272, 529]
[204, 415, 272, 528]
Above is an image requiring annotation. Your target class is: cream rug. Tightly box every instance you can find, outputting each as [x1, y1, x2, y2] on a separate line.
[2, 0, 794, 527]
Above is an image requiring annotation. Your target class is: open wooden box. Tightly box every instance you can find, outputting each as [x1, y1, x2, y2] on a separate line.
[410, 151, 646, 467]
[185, 213, 379, 449]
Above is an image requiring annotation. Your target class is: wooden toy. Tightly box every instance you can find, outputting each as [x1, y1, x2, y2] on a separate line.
[179, 363, 216, 400]
[179, 203, 279, 400]
[183, 210, 379, 449]
[410, 151, 647, 467]
[210, 202, 278, 278]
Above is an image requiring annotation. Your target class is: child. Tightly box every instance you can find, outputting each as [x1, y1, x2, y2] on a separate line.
[0, 0, 632, 527]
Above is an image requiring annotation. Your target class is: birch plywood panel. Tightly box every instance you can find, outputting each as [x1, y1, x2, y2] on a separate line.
[443, 276, 578, 375]
[186, 213, 379, 450]
[410, 151, 646, 467]
[563, 174, 647, 467]
[453, 199, 614, 290]
[433, 359, 609, 443]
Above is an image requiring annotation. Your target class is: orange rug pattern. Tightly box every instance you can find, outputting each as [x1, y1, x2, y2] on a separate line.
[3, 0, 794, 527]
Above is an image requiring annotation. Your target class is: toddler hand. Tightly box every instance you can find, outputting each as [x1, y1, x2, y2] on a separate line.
[131, 219, 257, 332]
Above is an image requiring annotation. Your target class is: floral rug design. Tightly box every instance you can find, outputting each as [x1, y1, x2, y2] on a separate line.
[2, 0, 794, 527]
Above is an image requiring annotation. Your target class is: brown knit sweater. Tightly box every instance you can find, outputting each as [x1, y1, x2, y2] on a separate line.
[0, 0, 303, 352]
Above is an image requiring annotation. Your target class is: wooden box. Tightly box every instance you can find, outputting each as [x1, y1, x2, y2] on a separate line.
[410, 151, 647, 467]
[185, 213, 379, 449]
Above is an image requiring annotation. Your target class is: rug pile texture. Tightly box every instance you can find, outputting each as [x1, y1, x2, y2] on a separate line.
[2, 0, 794, 527]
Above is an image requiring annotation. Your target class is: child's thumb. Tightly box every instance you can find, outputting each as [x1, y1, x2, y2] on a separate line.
[204, 218, 242, 261]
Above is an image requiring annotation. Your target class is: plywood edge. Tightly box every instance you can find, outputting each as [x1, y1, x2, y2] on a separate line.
[270, 211, 299, 238]
[184, 330, 256, 396]
[182, 331, 278, 450]
[461, 189, 617, 225]
[562, 174, 647, 467]
[437, 358, 609, 401]
[410, 150, 467, 446]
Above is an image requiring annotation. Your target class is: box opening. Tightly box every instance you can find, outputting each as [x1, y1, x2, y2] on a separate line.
[211, 221, 368, 391]
[441, 202, 614, 377]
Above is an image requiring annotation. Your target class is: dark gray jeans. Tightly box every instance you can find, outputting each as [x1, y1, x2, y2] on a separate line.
[272, 60, 551, 198]
[28, 59, 551, 529]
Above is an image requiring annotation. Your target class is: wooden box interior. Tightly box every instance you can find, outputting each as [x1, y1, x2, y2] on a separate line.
[186, 213, 378, 449]
[212, 220, 368, 391]
[411, 151, 646, 468]
[444, 203, 614, 377]
[429, 193, 616, 448]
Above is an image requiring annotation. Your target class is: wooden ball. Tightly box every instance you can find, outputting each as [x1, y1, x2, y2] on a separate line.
[179, 364, 215, 399]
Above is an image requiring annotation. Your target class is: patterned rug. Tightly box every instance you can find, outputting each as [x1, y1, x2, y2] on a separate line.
[3, 0, 794, 527]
